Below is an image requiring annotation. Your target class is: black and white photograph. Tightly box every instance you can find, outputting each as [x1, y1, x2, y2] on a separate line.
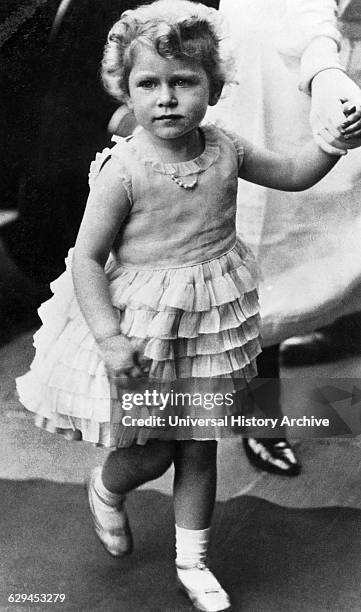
[1, 1, 361, 610]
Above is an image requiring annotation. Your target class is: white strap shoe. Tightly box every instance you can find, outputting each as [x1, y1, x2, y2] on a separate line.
[86, 467, 133, 557]
[177, 563, 231, 611]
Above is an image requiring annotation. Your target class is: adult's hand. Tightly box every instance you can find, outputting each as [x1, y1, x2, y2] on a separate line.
[310, 68, 361, 154]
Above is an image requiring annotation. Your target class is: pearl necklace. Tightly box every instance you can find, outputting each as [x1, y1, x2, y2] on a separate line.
[150, 132, 201, 190]
[170, 173, 198, 189]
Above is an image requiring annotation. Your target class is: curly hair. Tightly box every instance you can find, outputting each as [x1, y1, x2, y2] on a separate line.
[101, 0, 235, 103]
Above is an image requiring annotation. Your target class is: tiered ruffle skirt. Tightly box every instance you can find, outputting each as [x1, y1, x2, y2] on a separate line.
[16, 238, 261, 447]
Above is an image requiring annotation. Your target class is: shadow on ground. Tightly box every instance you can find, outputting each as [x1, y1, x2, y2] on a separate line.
[1, 480, 361, 612]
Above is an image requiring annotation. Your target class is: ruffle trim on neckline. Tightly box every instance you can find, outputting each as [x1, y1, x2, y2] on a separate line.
[112, 123, 220, 177]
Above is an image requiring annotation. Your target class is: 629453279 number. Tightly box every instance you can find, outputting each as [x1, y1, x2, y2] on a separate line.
[8, 594, 66, 603]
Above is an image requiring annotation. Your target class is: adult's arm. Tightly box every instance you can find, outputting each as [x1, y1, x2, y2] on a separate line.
[278, 0, 361, 152]
[279, 0, 340, 61]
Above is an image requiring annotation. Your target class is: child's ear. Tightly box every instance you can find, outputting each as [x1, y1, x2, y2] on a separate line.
[209, 85, 223, 106]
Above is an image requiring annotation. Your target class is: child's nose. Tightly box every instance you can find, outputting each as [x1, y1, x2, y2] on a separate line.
[157, 84, 177, 107]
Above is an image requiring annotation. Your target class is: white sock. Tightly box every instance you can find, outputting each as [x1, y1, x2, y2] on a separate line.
[175, 526, 229, 605]
[94, 469, 125, 506]
[175, 525, 210, 569]
[90, 468, 126, 531]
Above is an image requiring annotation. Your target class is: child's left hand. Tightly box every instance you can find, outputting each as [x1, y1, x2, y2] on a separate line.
[340, 101, 361, 146]
[310, 69, 361, 154]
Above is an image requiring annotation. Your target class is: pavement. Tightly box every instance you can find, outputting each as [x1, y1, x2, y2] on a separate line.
[0, 330, 361, 611]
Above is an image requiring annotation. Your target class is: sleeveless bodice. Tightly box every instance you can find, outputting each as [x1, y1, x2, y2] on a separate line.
[103, 124, 244, 268]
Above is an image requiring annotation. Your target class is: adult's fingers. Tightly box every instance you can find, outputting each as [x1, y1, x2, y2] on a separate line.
[318, 100, 348, 132]
[312, 131, 347, 156]
[314, 124, 346, 148]
[312, 119, 348, 152]
[319, 108, 347, 138]
[310, 108, 345, 144]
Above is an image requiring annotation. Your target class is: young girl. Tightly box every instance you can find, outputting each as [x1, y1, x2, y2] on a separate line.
[16, 1, 354, 610]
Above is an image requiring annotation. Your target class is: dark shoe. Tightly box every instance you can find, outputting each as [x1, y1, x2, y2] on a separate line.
[280, 315, 361, 367]
[280, 332, 338, 366]
[243, 437, 301, 476]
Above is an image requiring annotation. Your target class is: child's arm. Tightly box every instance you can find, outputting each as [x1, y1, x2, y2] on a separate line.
[72, 159, 141, 378]
[238, 137, 341, 192]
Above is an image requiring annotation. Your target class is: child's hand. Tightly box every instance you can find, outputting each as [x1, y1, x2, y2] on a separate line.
[340, 101, 361, 147]
[97, 334, 149, 387]
[310, 69, 361, 154]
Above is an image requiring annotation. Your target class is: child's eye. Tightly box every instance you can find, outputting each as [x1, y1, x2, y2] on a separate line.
[174, 79, 189, 87]
[138, 80, 156, 89]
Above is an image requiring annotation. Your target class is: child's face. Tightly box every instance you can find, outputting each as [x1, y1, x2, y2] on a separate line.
[126, 45, 213, 143]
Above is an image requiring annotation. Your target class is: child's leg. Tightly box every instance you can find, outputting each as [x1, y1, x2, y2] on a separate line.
[173, 440, 230, 611]
[102, 440, 175, 494]
[173, 440, 217, 530]
[88, 441, 174, 557]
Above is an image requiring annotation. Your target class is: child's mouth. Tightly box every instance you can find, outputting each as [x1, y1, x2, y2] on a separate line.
[155, 115, 182, 121]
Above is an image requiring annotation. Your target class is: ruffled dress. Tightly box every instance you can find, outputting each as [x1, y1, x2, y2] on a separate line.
[16, 123, 261, 447]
